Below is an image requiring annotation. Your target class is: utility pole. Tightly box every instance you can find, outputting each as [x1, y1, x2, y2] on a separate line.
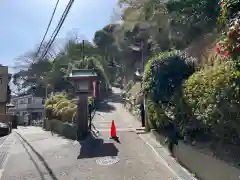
[140, 40, 144, 89]
[82, 40, 86, 68]
[45, 85, 48, 99]
[141, 40, 144, 72]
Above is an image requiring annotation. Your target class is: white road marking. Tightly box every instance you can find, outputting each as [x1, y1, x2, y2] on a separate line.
[138, 134, 181, 179]
[138, 134, 197, 180]
[0, 169, 4, 179]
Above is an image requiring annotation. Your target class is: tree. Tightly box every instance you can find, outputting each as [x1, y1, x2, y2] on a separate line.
[12, 59, 53, 97]
[13, 33, 112, 97]
[144, 50, 196, 105]
[118, 0, 219, 50]
[167, 0, 219, 49]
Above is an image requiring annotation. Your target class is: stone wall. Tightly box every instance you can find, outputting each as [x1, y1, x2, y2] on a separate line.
[151, 130, 240, 180]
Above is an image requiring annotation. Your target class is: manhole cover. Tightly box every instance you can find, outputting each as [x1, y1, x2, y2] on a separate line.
[96, 156, 120, 166]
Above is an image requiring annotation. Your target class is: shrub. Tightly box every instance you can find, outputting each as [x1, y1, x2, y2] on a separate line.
[183, 60, 240, 143]
[88, 96, 93, 105]
[146, 100, 170, 129]
[61, 106, 77, 122]
[54, 100, 70, 116]
[143, 50, 196, 106]
[44, 93, 77, 122]
[125, 80, 134, 92]
[216, 0, 240, 59]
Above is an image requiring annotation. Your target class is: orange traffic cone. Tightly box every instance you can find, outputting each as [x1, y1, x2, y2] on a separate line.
[110, 120, 118, 139]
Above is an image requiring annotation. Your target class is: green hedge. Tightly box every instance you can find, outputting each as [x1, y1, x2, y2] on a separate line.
[143, 50, 195, 104]
[44, 119, 77, 140]
[44, 93, 94, 123]
[143, 50, 196, 132]
[143, 50, 240, 144]
[146, 100, 170, 129]
[183, 60, 240, 143]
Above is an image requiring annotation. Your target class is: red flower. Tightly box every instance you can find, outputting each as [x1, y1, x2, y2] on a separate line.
[215, 44, 221, 53]
[216, 46, 221, 54]
[223, 50, 231, 57]
[220, 1, 226, 7]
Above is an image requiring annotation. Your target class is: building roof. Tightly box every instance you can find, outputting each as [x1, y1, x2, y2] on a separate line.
[69, 69, 97, 78]
[6, 103, 15, 107]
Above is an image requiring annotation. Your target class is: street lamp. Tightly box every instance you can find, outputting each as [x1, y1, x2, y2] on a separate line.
[68, 69, 97, 141]
[135, 68, 141, 77]
[134, 68, 143, 88]
[134, 68, 150, 131]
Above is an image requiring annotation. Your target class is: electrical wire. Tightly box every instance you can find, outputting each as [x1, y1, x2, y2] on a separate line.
[40, 0, 73, 59]
[40, 0, 74, 60]
[36, 0, 60, 57]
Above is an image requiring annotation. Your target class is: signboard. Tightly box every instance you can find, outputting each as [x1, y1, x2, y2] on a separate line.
[0, 66, 8, 103]
[92, 81, 96, 98]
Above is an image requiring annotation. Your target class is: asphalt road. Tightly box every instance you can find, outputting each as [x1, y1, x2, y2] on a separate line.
[1, 127, 179, 180]
[0, 136, 7, 147]
[0, 88, 196, 180]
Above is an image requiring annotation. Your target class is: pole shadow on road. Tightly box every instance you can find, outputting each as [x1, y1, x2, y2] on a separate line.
[77, 133, 119, 159]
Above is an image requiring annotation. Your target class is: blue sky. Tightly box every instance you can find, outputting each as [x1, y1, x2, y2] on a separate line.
[0, 0, 119, 73]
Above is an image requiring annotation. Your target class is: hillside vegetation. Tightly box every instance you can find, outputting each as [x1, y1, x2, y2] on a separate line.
[12, 0, 240, 144]
[120, 0, 240, 144]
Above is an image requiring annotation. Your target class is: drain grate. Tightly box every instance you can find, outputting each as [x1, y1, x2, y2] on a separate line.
[96, 156, 120, 166]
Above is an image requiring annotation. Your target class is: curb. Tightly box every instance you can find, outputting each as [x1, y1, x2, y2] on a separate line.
[122, 104, 198, 180]
[0, 133, 16, 180]
[149, 130, 199, 180]
[137, 129, 198, 180]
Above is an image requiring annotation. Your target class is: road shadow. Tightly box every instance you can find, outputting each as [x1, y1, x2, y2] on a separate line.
[95, 101, 116, 113]
[105, 93, 124, 104]
[90, 124, 121, 144]
[77, 133, 119, 159]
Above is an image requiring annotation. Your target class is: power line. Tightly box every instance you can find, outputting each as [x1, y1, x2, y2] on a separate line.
[40, 0, 74, 60]
[36, 0, 60, 57]
[40, 0, 73, 59]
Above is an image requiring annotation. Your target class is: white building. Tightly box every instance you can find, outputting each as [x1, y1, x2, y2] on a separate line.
[8, 94, 44, 124]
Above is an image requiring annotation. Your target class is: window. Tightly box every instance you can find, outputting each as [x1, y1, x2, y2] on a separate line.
[28, 98, 32, 104]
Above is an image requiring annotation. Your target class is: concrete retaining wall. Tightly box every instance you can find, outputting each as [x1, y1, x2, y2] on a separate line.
[151, 130, 240, 180]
